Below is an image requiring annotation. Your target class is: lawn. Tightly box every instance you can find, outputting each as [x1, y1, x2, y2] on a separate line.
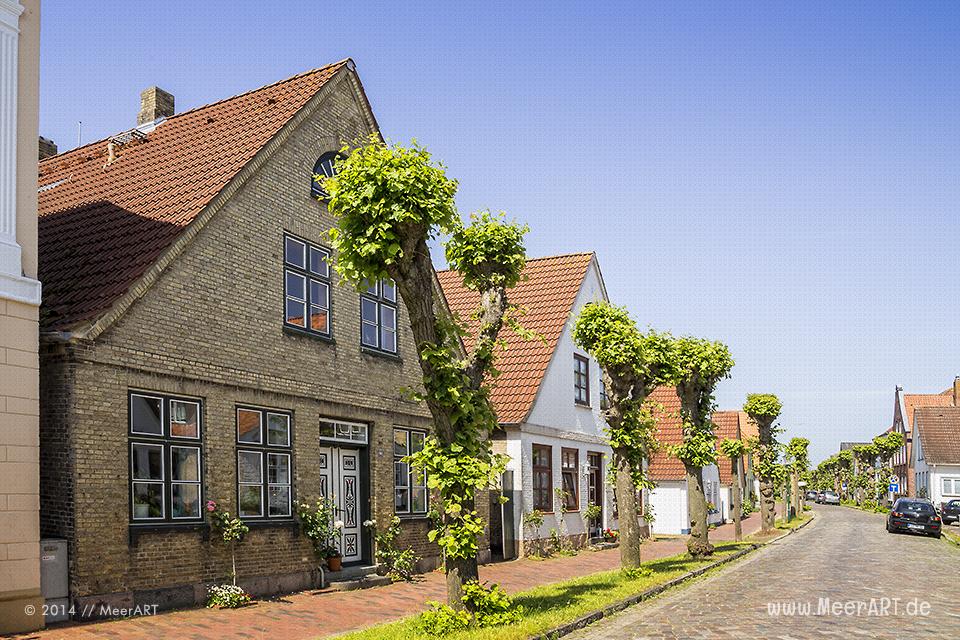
[773, 513, 812, 531]
[331, 541, 755, 640]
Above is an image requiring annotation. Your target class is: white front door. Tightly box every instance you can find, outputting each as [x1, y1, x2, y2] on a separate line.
[319, 446, 363, 563]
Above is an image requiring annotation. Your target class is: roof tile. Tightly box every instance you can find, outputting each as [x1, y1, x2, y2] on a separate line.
[38, 61, 347, 331]
[914, 407, 960, 464]
[436, 253, 593, 424]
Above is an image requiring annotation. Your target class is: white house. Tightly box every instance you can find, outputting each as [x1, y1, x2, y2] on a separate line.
[911, 406, 960, 509]
[438, 253, 617, 558]
[645, 388, 725, 535]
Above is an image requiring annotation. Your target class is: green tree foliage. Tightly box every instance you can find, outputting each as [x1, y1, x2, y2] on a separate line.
[785, 437, 810, 517]
[324, 136, 529, 607]
[743, 393, 782, 534]
[670, 338, 734, 557]
[572, 302, 677, 569]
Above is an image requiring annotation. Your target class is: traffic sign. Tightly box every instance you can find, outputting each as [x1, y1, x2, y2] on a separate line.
[889, 483, 899, 493]
[889, 475, 898, 484]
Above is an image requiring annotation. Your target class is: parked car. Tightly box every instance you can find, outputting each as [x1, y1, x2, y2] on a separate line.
[805, 490, 818, 501]
[821, 490, 840, 505]
[887, 498, 942, 538]
[941, 499, 960, 525]
[815, 490, 825, 503]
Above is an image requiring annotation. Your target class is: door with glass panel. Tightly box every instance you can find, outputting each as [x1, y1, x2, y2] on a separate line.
[319, 419, 369, 564]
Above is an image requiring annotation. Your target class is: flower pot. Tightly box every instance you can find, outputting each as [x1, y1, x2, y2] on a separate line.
[326, 555, 343, 572]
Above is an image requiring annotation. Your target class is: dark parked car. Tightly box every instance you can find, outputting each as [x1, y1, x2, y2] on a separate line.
[821, 490, 840, 505]
[941, 499, 960, 525]
[887, 499, 942, 538]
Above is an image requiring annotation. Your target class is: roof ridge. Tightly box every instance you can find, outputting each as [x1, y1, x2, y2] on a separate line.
[436, 251, 594, 276]
[40, 59, 350, 167]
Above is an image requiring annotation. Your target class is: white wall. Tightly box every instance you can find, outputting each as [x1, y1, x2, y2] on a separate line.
[525, 258, 608, 439]
[928, 465, 960, 508]
[649, 481, 687, 534]
[513, 427, 615, 543]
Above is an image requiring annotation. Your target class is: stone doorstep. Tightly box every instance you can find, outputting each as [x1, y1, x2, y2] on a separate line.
[326, 574, 393, 592]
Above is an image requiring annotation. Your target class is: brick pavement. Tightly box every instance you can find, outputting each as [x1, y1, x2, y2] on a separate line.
[568, 505, 960, 640]
[10, 514, 766, 639]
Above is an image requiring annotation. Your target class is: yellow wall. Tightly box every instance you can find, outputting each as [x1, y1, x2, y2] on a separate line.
[0, 0, 43, 634]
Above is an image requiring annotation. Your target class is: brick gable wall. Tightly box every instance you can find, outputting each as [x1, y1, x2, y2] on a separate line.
[39, 71, 487, 614]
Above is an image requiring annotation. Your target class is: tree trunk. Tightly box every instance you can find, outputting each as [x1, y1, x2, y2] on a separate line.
[685, 464, 713, 557]
[446, 556, 479, 606]
[791, 472, 800, 517]
[759, 476, 775, 534]
[614, 449, 641, 569]
[781, 482, 789, 522]
[731, 457, 742, 542]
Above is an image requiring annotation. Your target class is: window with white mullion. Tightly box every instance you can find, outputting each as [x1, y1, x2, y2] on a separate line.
[129, 391, 204, 523]
[394, 427, 428, 515]
[237, 450, 264, 518]
[361, 279, 398, 354]
[237, 406, 294, 519]
[284, 234, 331, 335]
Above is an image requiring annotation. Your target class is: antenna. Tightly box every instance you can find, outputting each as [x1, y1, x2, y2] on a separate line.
[77, 121, 82, 147]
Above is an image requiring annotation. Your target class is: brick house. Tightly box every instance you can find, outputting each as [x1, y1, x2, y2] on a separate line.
[891, 379, 958, 497]
[37, 60, 468, 616]
[911, 406, 960, 508]
[438, 254, 618, 557]
[712, 410, 754, 521]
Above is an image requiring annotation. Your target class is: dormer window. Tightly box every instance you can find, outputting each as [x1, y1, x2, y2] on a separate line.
[311, 151, 340, 200]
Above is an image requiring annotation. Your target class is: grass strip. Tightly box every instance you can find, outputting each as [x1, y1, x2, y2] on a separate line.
[331, 541, 759, 640]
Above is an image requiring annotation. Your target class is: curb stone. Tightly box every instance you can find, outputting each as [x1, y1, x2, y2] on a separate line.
[529, 543, 760, 640]
[532, 515, 816, 640]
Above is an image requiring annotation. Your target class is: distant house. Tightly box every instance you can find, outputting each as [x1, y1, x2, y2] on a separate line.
[712, 410, 752, 522]
[438, 253, 617, 558]
[645, 388, 724, 535]
[892, 379, 958, 496]
[911, 407, 960, 508]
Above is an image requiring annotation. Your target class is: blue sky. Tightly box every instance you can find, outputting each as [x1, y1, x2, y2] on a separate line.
[40, 1, 960, 463]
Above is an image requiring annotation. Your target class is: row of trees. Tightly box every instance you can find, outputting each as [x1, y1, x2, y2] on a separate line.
[321, 137, 796, 610]
[810, 432, 904, 505]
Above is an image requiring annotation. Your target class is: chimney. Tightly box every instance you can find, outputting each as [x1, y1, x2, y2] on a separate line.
[137, 86, 175, 125]
[39, 136, 58, 160]
[954, 376, 959, 407]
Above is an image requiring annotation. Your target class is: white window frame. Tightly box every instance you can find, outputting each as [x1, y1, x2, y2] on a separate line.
[237, 450, 265, 518]
[130, 393, 164, 436]
[169, 399, 201, 440]
[320, 418, 369, 445]
[170, 445, 202, 520]
[360, 279, 398, 354]
[943, 477, 960, 496]
[130, 442, 166, 521]
[394, 427, 428, 516]
[267, 452, 293, 518]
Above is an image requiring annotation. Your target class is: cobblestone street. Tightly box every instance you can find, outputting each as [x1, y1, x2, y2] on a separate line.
[569, 505, 960, 639]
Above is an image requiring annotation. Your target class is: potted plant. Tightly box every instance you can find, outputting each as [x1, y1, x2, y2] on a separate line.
[295, 498, 345, 572]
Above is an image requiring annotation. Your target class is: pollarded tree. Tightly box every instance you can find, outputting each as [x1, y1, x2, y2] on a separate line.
[786, 437, 810, 517]
[572, 302, 677, 570]
[719, 438, 747, 541]
[671, 338, 734, 557]
[743, 394, 782, 534]
[851, 443, 878, 505]
[324, 137, 529, 606]
[873, 432, 905, 500]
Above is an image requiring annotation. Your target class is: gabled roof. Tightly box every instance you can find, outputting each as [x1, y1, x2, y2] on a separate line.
[712, 410, 742, 484]
[914, 407, 960, 464]
[646, 386, 685, 482]
[903, 391, 955, 431]
[436, 253, 594, 424]
[38, 60, 352, 333]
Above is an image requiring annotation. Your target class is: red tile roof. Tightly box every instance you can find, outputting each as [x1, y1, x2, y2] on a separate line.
[914, 407, 960, 464]
[646, 386, 685, 482]
[436, 253, 594, 424]
[37, 61, 349, 332]
[712, 410, 742, 485]
[903, 392, 955, 431]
